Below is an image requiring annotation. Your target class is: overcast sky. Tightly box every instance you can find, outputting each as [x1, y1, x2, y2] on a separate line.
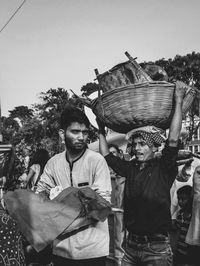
[1, 0, 200, 119]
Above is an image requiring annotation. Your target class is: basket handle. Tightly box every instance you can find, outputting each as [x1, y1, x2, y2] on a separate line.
[125, 51, 153, 82]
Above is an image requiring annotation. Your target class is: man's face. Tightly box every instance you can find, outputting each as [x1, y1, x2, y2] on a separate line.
[177, 193, 190, 209]
[60, 122, 89, 152]
[132, 136, 156, 162]
[109, 147, 120, 157]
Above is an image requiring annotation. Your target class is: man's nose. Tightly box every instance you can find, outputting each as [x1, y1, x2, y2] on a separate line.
[135, 143, 140, 150]
[78, 132, 84, 139]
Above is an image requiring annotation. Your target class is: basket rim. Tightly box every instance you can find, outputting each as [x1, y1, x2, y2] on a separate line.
[91, 81, 175, 107]
[98, 60, 130, 78]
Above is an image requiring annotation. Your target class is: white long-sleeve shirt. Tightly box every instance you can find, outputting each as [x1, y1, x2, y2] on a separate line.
[36, 148, 111, 259]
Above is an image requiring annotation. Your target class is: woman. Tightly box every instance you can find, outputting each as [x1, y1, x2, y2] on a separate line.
[26, 149, 50, 191]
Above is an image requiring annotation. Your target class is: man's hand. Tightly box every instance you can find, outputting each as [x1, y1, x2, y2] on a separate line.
[168, 80, 186, 147]
[96, 117, 106, 135]
[96, 117, 109, 156]
[174, 81, 188, 101]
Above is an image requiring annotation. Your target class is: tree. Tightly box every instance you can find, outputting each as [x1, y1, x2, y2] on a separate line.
[9, 106, 34, 126]
[14, 117, 45, 147]
[1, 116, 20, 143]
[80, 82, 101, 97]
[34, 88, 72, 140]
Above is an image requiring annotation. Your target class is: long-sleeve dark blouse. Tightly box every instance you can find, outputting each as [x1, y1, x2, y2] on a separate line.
[105, 144, 179, 235]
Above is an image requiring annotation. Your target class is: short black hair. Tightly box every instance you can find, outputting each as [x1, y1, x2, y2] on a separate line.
[177, 185, 192, 198]
[60, 105, 90, 130]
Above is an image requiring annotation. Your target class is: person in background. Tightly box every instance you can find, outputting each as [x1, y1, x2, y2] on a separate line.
[18, 146, 31, 188]
[22, 148, 50, 266]
[170, 158, 194, 255]
[108, 144, 125, 266]
[0, 144, 26, 266]
[36, 105, 112, 266]
[97, 81, 185, 266]
[25, 148, 50, 191]
[185, 165, 200, 265]
[171, 159, 194, 221]
[172, 185, 193, 266]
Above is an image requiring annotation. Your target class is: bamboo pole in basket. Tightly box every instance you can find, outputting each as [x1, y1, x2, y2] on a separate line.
[125, 51, 153, 82]
[94, 68, 101, 98]
[94, 68, 105, 119]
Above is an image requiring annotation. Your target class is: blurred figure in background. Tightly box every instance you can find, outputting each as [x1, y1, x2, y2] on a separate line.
[108, 144, 125, 266]
[172, 185, 193, 266]
[22, 148, 51, 265]
[0, 144, 26, 266]
[185, 165, 200, 265]
[25, 148, 50, 191]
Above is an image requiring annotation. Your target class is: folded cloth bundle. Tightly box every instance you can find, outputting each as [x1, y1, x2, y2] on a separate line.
[4, 187, 111, 252]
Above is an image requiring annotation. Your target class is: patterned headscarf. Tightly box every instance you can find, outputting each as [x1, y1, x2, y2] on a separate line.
[126, 126, 166, 157]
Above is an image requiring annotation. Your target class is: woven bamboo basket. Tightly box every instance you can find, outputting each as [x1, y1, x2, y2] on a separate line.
[91, 81, 196, 133]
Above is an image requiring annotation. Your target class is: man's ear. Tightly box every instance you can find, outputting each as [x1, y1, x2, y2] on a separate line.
[59, 129, 65, 143]
[152, 145, 158, 153]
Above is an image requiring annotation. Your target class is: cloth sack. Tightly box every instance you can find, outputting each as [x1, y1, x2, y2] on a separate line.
[4, 187, 111, 252]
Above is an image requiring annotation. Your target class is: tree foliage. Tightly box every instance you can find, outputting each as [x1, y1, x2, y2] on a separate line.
[1, 116, 20, 143]
[34, 88, 71, 139]
[80, 82, 101, 97]
[8, 106, 34, 125]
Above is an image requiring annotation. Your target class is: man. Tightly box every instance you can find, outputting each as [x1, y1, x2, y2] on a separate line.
[36, 105, 112, 266]
[97, 81, 186, 266]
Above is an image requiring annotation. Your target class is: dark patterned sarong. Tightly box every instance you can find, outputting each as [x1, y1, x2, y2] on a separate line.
[0, 204, 26, 266]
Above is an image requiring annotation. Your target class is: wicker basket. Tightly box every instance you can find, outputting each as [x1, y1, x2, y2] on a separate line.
[91, 81, 196, 133]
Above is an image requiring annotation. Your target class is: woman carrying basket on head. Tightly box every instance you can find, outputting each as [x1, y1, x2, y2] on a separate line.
[97, 81, 186, 266]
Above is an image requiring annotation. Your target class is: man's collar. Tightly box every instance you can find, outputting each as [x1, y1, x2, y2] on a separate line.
[65, 147, 87, 164]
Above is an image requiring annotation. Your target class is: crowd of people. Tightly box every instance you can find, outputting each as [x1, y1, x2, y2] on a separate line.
[0, 81, 200, 266]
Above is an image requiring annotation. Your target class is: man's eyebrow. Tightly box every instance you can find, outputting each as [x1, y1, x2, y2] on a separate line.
[71, 129, 89, 132]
